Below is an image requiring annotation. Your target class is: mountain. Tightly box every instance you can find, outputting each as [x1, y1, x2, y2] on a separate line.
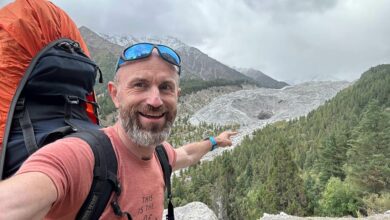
[190, 81, 350, 126]
[99, 32, 253, 82]
[171, 64, 390, 219]
[80, 26, 287, 92]
[188, 81, 351, 161]
[79, 26, 120, 94]
[237, 67, 289, 89]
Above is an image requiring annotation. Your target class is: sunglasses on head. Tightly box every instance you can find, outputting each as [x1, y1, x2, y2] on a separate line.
[116, 43, 181, 75]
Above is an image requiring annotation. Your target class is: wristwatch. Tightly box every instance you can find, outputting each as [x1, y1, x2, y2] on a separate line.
[204, 136, 218, 151]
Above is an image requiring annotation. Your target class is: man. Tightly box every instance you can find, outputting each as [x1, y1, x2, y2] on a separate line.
[0, 43, 237, 220]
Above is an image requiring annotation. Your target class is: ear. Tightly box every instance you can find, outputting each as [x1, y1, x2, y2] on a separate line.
[108, 81, 120, 108]
[177, 87, 181, 97]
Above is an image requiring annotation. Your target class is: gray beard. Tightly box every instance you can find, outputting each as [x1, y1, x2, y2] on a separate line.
[118, 106, 174, 148]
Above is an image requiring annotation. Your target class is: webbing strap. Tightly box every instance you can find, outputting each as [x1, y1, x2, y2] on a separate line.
[155, 145, 174, 220]
[16, 99, 39, 155]
[70, 130, 118, 220]
[64, 96, 80, 131]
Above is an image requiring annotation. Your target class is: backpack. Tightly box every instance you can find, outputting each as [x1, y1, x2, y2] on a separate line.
[0, 1, 174, 219]
[0, 38, 174, 220]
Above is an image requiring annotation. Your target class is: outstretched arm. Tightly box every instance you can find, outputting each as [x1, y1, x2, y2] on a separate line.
[173, 131, 238, 170]
[0, 172, 57, 220]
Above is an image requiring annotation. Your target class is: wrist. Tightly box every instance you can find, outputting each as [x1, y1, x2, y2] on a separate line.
[205, 136, 218, 151]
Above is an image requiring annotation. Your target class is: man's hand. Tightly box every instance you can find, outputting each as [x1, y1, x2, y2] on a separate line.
[214, 131, 238, 148]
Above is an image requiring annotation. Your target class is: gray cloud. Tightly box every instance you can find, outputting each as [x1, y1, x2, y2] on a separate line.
[1, 0, 390, 83]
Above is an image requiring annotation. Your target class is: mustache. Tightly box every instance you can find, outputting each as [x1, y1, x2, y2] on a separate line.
[139, 105, 166, 114]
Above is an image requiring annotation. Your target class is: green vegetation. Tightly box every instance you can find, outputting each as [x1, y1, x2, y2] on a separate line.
[171, 64, 390, 219]
[179, 79, 250, 96]
[168, 116, 239, 147]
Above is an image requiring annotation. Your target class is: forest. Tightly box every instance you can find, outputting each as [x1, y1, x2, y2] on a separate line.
[169, 64, 390, 219]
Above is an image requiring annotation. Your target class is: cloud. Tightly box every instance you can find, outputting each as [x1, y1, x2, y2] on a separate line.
[1, 0, 390, 83]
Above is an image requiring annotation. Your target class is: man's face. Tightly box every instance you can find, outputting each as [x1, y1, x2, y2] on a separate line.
[110, 51, 180, 147]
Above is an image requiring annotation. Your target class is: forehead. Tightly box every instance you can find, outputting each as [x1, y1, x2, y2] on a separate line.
[116, 53, 179, 84]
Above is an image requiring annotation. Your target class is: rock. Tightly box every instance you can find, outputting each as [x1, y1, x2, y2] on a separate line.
[259, 211, 390, 220]
[162, 202, 218, 220]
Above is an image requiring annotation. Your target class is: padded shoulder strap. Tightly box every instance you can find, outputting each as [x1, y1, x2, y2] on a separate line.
[155, 144, 174, 220]
[69, 129, 119, 220]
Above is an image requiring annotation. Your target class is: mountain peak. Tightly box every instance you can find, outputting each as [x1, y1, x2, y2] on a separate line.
[236, 67, 289, 89]
[99, 33, 187, 50]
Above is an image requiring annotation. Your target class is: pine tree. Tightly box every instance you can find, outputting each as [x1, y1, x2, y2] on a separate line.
[316, 132, 348, 185]
[258, 139, 307, 216]
[345, 100, 390, 193]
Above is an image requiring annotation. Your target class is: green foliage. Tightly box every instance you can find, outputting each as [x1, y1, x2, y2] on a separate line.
[168, 116, 240, 148]
[318, 177, 362, 217]
[171, 64, 390, 219]
[315, 132, 349, 185]
[362, 193, 390, 215]
[257, 140, 307, 216]
[180, 79, 247, 96]
[344, 100, 390, 193]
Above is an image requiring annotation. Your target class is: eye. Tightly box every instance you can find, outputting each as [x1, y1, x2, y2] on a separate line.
[133, 81, 147, 88]
[160, 83, 174, 92]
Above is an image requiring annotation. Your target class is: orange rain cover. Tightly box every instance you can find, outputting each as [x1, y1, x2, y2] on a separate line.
[0, 0, 91, 151]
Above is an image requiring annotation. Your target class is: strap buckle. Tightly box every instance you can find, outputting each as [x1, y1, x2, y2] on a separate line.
[65, 95, 79, 105]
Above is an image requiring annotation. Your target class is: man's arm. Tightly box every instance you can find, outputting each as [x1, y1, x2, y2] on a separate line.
[0, 172, 57, 220]
[173, 131, 238, 170]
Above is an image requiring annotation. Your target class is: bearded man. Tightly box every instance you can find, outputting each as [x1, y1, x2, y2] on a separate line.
[0, 43, 237, 220]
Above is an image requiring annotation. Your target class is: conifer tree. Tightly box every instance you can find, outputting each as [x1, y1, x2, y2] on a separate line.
[345, 100, 390, 193]
[258, 139, 307, 216]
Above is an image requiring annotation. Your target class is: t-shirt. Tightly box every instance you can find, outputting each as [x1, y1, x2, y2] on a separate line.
[16, 124, 177, 220]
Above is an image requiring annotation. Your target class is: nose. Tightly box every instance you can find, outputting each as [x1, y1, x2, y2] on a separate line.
[146, 86, 163, 107]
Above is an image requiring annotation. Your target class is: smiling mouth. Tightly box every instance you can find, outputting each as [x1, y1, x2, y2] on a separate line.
[139, 112, 165, 119]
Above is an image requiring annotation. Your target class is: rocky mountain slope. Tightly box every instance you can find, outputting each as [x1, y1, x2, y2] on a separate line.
[100, 32, 253, 81]
[189, 81, 351, 160]
[238, 67, 289, 88]
[91, 29, 284, 86]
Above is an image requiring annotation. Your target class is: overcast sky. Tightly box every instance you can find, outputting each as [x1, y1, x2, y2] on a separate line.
[1, 0, 390, 84]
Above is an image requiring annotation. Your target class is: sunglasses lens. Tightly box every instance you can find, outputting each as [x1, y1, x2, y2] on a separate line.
[117, 43, 181, 72]
[157, 45, 181, 66]
[123, 43, 154, 60]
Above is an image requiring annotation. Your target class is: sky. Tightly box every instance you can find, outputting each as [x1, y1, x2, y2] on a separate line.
[1, 0, 390, 84]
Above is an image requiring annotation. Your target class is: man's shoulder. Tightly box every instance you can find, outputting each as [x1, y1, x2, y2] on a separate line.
[161, 141, 177, 167]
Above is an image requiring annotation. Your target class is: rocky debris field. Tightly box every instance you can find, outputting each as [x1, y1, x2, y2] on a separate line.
[190, 81, 351, 161]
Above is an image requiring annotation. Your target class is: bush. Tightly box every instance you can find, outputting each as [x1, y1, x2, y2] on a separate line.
[363, 193, 390, 215]
[318, 177, 362, 217]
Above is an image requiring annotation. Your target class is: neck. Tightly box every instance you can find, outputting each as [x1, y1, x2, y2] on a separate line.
[114, 122, 155, 160]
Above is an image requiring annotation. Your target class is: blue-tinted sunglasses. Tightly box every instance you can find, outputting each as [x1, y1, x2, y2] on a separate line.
[116, 43, 181, 75]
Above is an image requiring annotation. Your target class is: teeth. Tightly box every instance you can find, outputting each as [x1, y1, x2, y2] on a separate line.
[140, 112, 164, 118]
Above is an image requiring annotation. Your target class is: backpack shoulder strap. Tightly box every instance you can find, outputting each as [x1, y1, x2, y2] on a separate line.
[69, 129, 119, 220]
[155, 144, 174, 220]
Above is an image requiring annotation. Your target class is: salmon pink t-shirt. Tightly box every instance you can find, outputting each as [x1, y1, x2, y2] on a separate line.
[16, 125, 176, 220]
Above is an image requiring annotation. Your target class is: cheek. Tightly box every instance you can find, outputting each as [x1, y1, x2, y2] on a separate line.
[164, 96, 178, 108]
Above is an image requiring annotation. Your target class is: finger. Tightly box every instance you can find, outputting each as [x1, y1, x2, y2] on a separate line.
[228, 131, 238, 137]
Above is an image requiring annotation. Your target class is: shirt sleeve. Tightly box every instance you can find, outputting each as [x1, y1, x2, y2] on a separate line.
[16, 137, 95, 217]
[162, 141, 177, 168]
